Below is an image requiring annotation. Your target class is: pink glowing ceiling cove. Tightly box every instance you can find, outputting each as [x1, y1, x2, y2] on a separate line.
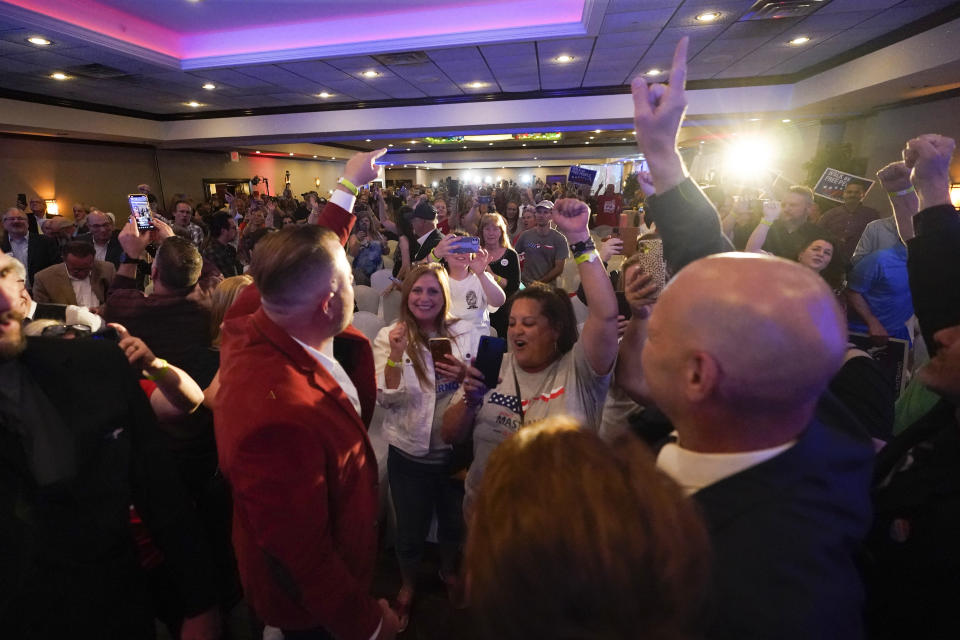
[1, 0, 590, 69]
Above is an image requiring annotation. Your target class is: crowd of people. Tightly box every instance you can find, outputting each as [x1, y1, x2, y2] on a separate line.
[2, 36, 959, 640]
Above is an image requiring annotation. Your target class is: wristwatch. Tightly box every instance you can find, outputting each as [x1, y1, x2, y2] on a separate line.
[119, 252, 144, 265]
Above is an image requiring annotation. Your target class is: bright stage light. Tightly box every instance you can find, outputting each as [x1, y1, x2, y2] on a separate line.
[520, 174, 531, 184]
[723, 136, 777, 180]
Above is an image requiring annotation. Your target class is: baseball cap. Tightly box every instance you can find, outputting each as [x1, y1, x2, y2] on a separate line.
[412, 201, 438, 221]
[535, 200, 555, 210]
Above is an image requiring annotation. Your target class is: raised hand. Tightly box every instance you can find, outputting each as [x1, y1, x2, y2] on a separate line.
[118, 217, 151, 258]
[876, 161, 912, 193]
[624, 271, 660, 318]
[552, 198, 591, 242]
[343, 148, 388, 187]
[434, 354, 467, 384]
[599, 236, 624, 263]
[467, 247, 489, 274]
[761, 199, 782, 223]
[638, 171, 656, 198]
[388, 321, 407, 361]
[903, 134, 955, 209]
[630, 37, 689, 194]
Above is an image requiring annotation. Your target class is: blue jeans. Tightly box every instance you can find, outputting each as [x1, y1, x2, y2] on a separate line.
[387, 446, 464, 576]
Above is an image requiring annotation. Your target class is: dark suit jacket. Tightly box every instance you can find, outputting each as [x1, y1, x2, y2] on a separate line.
[0, 233, 60, 287]
[75, 231, 123, 269]
[32, 260, 115, 306]
[216, 201, 381, 637]
[412, 228, 443, 263]
[0, 337, 215, 636]
[694, 418, 873, 639]
[906, 204, 960, 355]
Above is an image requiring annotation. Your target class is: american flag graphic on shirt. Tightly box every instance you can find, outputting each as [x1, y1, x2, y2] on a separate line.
[488, 386, 566, 416]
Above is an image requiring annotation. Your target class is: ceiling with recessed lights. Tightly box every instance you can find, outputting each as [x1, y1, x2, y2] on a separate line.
[0, 0, 957, 117]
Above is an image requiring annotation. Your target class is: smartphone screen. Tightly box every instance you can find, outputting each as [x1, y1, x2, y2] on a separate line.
[128, 194, 153, 230]
[474, 335, 506, 389]
[429, 338, 453, 371]
[448, 236, 480, 254]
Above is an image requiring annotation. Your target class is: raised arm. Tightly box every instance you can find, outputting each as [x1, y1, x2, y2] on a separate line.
[901, 134, 960, 352]
[317, 149, 387, 244]
[468, 250, 506, 308]
[744, 201, 781, 253]
[615, 272, 659, 404]
[876, 161, 920, 244]
[553, 199, 619, 374]
[630, 37, 733, 274]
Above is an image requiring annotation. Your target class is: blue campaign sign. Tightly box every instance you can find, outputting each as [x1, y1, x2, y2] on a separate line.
[568, 165, 597, 185]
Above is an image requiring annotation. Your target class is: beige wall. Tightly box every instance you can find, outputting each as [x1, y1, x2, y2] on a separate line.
[0, 136, 346, 224]
[845, 94, 960, 211]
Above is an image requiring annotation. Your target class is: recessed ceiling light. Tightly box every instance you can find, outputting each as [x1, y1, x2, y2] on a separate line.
[789, 36, 810, 46]
[622, 137, 627, 141]
[749, 117, 761, 121]
[489, 142, 494, 145]
[365, 138, 372, 142]
[585, 141, 590, 145]
[361, 70, 379, 78]
[594, 129, 602, 133]
[428, 144, 432, 148]
[289, 152, 294, 156]
[410, 140, 417, 144]
[533, 157, 537, 160]
[313, 155, 318, 158]
[50, 72, 70, 81]
[255, 150, 261, 154]
[406, 148, 411, 151]
[331, 156, 336, 160]
[522, 143, 526, 146]
[185, 100, 202, 107]
[589, 136, 595, 139]
[696, 12, 721, 22]
[782, 118, 792, 123]
[632, 130, 636, 135]
[317, 91, 332, 98]
[202, 82, 216, 90]
[27, 36, 52, 46]
[388, 143, 394, 147]
[647, 68, 663, 76]
[553, 140, 557, 143]
[555, 55, 575, 63]
[467, 81, 486, 89]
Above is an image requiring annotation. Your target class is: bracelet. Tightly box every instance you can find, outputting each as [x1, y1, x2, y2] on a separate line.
[337, 177, 360, 196]
[574, 250, 599, 265]
[144, 358, 170, 381]
[386, 358, 401, 368]
[568, 238, 596, 255]
[430, 249, 439, 262]
[887, 186, 915, 197]
[120, 252, 144, 265]
[759, 218, 774, 227]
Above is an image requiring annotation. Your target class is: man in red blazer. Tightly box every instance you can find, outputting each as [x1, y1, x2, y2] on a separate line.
[215, 149, 399, 640]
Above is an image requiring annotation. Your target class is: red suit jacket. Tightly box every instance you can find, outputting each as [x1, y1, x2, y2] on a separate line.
[215, 202, 381, 637]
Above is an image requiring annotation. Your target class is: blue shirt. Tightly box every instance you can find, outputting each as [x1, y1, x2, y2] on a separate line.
[847, 244, 913, 340]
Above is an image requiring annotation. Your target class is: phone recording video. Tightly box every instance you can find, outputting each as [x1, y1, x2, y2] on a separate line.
[448, 236, 480, 254]
[127, 194, 153, 231]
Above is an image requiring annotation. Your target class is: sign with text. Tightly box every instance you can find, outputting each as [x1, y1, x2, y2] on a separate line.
[568, 165, 598, 185]
[813, 168, 875, 203]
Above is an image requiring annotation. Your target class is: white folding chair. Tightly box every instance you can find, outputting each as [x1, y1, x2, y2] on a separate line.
[381, 289, 402, 324]
[354, 284, 380, 314]
[351, 311, 384, 342]
[370, 269, 394, 294]
[380, 255, 394, 272]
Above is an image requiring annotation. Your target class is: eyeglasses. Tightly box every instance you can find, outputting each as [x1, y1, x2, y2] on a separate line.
[41, 323, 92, 338]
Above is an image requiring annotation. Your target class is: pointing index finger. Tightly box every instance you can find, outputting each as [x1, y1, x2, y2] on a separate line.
[669, 36, 689, 94]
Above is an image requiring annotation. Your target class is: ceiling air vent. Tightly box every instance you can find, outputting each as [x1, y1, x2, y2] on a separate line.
[372, 51, 430, 66]
[741, 0, 830, 20]
[63, 63, 129, 79]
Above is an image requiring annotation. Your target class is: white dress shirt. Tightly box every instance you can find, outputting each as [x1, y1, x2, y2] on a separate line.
[68, 266, 101, 308]
[292, 336, 361, 418]
[657, 437, 795, 495]
[9, 234, 28, 270]
[94, 242, 108, 263]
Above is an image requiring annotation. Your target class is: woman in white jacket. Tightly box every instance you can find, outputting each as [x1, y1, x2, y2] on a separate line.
[373, 263, 482, 630]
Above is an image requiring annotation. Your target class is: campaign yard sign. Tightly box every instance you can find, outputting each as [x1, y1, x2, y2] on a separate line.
[813, 168, 876, 203]
[568, 165, 598, 185]
[847, 332, 910, 396]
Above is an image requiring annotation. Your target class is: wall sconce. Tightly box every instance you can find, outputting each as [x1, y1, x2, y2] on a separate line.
[951, 183, 960, 209]
[315, 177, 321, 188]
[44, 199, 59, 216]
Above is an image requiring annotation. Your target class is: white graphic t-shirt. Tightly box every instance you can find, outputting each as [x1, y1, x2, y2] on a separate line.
[462, 341, 612, 511]
[447, 271, 492, 333]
